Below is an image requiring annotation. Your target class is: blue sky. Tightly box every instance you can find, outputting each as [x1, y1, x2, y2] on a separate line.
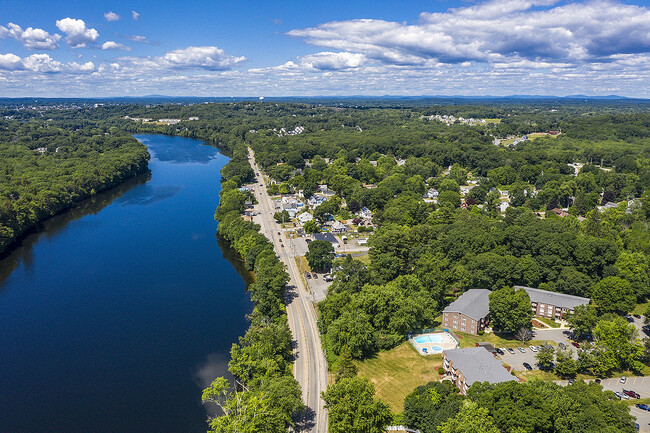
[1, 0, 650, 97]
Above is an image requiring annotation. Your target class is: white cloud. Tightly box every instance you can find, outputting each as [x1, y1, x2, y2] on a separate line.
[0, 53, 23, 70]
[287, 0, 650, 66]
[102, 41, 130, 51]
[132, 11, 140, 20]
[104, 12, 120, 22]
[151, 46, 246, 70]
[301, 52, 367, 70]
[0, 52, 96, 73]
[0, 23, 61, 50]
[124, 35, 147, 43]
[18, 54, 63, 72]
[55, 17, 99, 48]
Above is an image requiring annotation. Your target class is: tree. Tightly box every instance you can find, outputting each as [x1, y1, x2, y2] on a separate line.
[305, 240, 335, 272]
[273, 210, 290, 223]
[303, 219, 320, 234]
[489, 286, 533, 335]
[566, 305, 599, 340]
[591, 276, 635, 316]
[322, 376, 392, 433]
[593, 316, 644, 375]
[554, 347, 578, 378]
[438, 190, 461, 208]
[515, 327, 533, 344]
[403, 381, 462, 433]
[535, 345, 555, 370]
[437, 402, 500, 433]
[334, 346, 358, 381]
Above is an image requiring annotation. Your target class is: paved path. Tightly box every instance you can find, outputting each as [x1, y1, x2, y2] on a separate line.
[247, 149, 328, 433]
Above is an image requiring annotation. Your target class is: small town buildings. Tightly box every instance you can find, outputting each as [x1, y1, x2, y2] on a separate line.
[443, 347, 517, 395]
[313, 233, 340, 248]
[550, 208, 569, 217]
[424, 188, 439, 199]
[297, 212, 313, 224]
[442, 289, 491, 335]
[358, 207, 372, 219]
[330, 221, 349, 233]
[514, 286, 589, 320]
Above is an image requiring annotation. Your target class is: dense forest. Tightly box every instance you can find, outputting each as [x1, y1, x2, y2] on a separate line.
[0, 120, 149, 254]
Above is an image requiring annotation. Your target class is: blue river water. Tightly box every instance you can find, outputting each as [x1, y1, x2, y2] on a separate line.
[0, 135, 252, 433]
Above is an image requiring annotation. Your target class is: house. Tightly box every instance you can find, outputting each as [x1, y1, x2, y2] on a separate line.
[358, 238, 368, 246]
[443, 347, 517, 395]
[424, 188, 439, 199]
[442, 289, 491, 335]
[358, 207, 372, 219]
[362, 183, 377, 189]
[244, 200, 254, 209]
[550, 208, 569, 217]
[313, 233, 340, 248]
[499, 201, 510, 213]
[331, 221, 349, 233]
[460, 185, 474, 196]
[297, 212, 314, 224]
[514, 286, 589, 320]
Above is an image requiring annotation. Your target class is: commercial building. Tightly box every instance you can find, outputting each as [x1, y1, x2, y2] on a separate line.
[443, 347, 517, 394]
[442, 289, 491, 335]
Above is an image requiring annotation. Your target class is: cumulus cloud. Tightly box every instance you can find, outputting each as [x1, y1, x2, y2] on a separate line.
[0, 53, 23, 70]
[124, 35, 148, 43]
[122, 46, 246, 71]
[55, 17, 99, 48]
[0, 23, 61, 50]
[300, 52, 367, 70]
[102, 41, 130, 50]
[0, 52, 95, 73]
[287, 0, 650, 66]
[132, 11, 140, 20]
[104, 11, 120, 22]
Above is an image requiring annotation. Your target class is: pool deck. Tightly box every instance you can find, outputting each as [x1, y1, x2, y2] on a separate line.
[410, 332, 458, 355]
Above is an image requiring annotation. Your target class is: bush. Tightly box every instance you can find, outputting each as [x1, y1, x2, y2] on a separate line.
[438, 367, 445, 375]
[478, 330, 485, 335]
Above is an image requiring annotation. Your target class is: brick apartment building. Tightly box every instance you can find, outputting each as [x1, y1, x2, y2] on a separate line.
[443, 347, 517, 394]
[514, 286, 590, 320]
[442, 289, 490, 335]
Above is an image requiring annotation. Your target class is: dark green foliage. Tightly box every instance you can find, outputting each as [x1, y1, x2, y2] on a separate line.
[403, 381, 462, 433]
[489, 286, 533, 334]
[305, 239, 335, 272]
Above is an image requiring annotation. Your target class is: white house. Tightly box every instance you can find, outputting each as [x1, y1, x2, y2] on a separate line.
[499, 201, 510, 213]
[358, 207, 372, 219]
[297, 212, 314, 223]
[425, 188, 439, 199]
[331, 221, 348, 233]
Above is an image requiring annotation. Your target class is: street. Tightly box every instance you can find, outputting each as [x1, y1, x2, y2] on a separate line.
[247, 149, 328, 433]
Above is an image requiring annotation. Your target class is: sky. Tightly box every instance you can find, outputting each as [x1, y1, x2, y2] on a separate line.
[1, 0, 650, 97]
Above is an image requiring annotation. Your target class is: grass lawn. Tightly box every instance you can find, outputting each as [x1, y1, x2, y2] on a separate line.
[633, 301, 650, 316]
[527, 132, 558, 140]
[534, 316, 561, 328]
[454, 330, 554, 349]
[355, 342, 442, 412]
[295, 256, 310, 273]
[484, 118, 501, 124]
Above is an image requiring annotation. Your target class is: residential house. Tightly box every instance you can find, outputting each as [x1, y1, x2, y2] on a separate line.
[442, 289, 491, 335]
[499, 201, 510, 213]
[331, 221, 349, 233]
[424, 188, 439, 200]
[550, 208, 569, 217]
[358, 207, 373, 219]
[443, 347, 517, 395]
[297, 212, 314, 224]
[460, 185, 474, 196]
[514, 286, 589, 320]
[313, 233, 340, 248]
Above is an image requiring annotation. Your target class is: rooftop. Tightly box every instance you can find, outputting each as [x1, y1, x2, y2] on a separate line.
[514, 286, 589, 310]
[444, 347, 516, 386]
[443, 289, 490, 321]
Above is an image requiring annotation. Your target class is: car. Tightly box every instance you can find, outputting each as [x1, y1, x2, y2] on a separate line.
[621, 376, 627, 384]
[277, 231, 281, 235]
[507, 348, 516, 354]
[634, 314, 642, 319]
[305, 239, 312, 243]
[636, 404, 650, 411]
[571, 342, 580, 349]
[624, 390, 641, 399]
[518, 347, 526, 353]
[615, 391, 629, 400]
[523, 362, 533, 371]
[280, 244, 284, 247]
[568, 378, 575, 385]
[558, 342, 566, 349]
[595, 378, 602, 384]
[496, 348, 505, 355]
[313, 274, 318, 279]
[306, 273, 311, 279]
[529, 345, 538, 353]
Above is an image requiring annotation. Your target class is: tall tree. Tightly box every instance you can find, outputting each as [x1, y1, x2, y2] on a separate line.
[305, 240, 335, 272]
[591, 276, 635, 316]
[489, 286, 533, 334]
[437, 402, 500, 433]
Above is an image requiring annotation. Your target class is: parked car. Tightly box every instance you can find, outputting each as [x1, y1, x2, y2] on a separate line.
[518, 347, 526, 353]
[571, 342, 580, 349]
[568, 378, 575, 385]
[558, 342, 566, 349]
[496, 348, 505, 355]
[313, 274, 318, 279]
[523, 362, 533, 371]
[634, 314, 642, 319]
[529, 345, 538, 353]
[507, 348, 516, 355]
[621, 376, 627, 384]
[636, 404, 650, 411]
[614, 391, 629, 400]
[306, 273, 311, 279]
[623, 389, 641, 399]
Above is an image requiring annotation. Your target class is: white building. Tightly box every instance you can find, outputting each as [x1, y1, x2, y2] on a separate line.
[358, 207, 372, 219]
[297, 212, 314, 223]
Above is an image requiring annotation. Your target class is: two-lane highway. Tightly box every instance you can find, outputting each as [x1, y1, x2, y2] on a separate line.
[247, 149, 328, 433]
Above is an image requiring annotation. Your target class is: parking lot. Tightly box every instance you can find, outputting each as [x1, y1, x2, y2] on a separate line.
[495, 328, 577, 371]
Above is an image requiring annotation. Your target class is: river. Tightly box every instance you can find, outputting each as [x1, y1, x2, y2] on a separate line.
[0, 135, 253, 433]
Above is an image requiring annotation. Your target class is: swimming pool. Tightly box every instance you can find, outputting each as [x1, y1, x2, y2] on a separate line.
[413, 334, 447, 344]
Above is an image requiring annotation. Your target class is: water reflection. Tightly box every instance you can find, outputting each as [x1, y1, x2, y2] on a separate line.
[0, 172, 150, 286]
[136, 134, 219, 164]
[115, 184, 183, 206]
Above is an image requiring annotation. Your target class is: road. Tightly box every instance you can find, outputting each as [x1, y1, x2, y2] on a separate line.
[247, 148, 328, 433]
